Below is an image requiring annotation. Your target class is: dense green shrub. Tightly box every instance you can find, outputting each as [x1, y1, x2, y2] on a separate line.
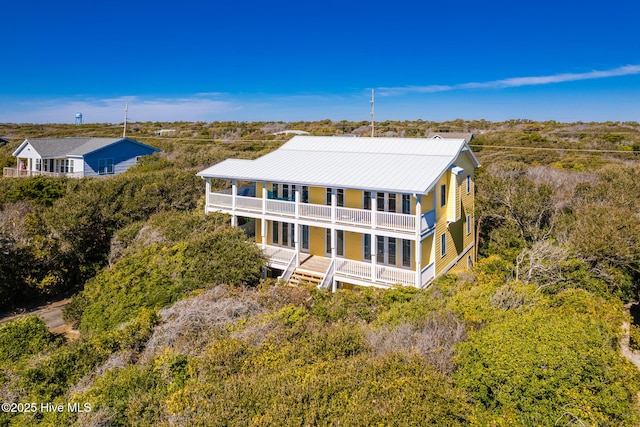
[0, 316, 63, 365]
[454, 289, 639, 426]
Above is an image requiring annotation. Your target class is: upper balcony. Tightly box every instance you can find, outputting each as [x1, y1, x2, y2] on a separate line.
[206, 190, 436, 235]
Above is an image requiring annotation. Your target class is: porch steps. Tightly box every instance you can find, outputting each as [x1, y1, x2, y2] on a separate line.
[289, 255, 331, 285]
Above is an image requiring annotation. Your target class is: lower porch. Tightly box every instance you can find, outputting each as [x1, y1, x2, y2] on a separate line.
[262, 244, 435, 289]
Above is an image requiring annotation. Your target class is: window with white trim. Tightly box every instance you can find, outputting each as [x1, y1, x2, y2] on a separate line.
[466, 175, 471, 194]
[401, 239, 411, 267]
[337, 189, 344, 207]
[401, 194, 411, 214]
[98, 158, 114, 175]
[440, 184, 446, 207]
[441, 233, 446, 257]
[363, 191, 371, 210]
[363, 234, 371, 261]
[466, 215, 471, 235]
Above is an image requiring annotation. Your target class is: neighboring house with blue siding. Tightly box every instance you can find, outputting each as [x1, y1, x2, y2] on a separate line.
[5, 137, 161, 178]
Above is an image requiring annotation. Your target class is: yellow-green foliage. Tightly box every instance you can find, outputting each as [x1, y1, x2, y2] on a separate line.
[0, 316, 62, 366]
[454, 289, 639, 426]
[630, 324, 640, 351]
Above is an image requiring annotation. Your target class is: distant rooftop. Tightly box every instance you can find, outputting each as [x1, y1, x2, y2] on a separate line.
[426, 132, 474, 142]
[13, 137, 160, 158]
[272, 130, 310, 136]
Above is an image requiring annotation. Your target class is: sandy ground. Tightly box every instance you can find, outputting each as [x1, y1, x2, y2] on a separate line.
[621, 321, 640, 370]
[0, 298, 80, 340]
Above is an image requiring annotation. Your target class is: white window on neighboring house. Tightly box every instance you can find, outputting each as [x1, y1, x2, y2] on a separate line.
[441, 233, 446, 257]
[440, 184, 446, 207]
[466, 175, 471, 194]
[99, 158, 114, 175]
[466, 215, 472, 235]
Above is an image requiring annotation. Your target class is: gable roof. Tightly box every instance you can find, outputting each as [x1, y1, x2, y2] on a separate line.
[197, 136, 480, 195]
[13, 137, 160, 158]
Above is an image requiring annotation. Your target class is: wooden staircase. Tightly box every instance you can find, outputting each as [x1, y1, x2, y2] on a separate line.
[290, 255, 332, 285]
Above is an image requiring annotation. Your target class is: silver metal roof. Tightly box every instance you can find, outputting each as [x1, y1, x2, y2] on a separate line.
[198, 136, 480, 195]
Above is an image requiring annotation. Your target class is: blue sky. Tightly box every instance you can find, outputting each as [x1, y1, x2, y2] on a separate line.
[2, 0, 640, 123]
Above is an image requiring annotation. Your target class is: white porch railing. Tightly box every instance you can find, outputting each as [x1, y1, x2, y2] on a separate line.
[336, 206, 371, 226]
[265, 199, 295, 217]
[318, 258, 335, 290]
[376, 265, 416, 286]
[335, 258, 415, 287]
[236, 195, 262, 211]
[376, 211, 415, 232]
[278, 252, 298, 282]
[421, 262, 436, 287]
[299, 203, 331, 221]
[206, 190, 421, 234]
[3, 168, 83, 178]
[208, 192, 233, 207]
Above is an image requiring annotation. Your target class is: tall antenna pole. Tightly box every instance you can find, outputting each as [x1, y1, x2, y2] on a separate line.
[123, 102, 129, 138]
[370, 89, 375, 138]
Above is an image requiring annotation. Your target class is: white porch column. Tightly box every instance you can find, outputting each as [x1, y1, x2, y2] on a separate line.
[331, 188, 336, 259]
[294, 186, 300, 266]
[204, 178, 211, 213]
[371, 192, 377, 282]
[231, 180, 238, 227]
[415, 194, 422, 288]
[261, 183, 267, 249]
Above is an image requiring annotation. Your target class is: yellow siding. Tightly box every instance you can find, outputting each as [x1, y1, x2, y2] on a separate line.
[255, 219, 262, 244]
[434, 151, 477, 275]
[422, 191, 434, 214]
[435, 173, 448, 222]
[345, 189, 361, 208]
[345, 231, 362, 260]
[310, 186, 325, 205]
[308, 225, 326, 256]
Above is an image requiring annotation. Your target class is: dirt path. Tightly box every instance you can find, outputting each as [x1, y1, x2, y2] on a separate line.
[621, 321, 640, 370]
[0, 298, 79, 340]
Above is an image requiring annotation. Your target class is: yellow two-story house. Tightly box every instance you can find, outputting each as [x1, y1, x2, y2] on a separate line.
[197, 135, 479, 290]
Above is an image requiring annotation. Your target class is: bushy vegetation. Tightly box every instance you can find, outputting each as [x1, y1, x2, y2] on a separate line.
[1, 120, 640, 425]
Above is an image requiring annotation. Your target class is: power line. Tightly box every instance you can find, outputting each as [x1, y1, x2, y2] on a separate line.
[469, 144, 639, 155]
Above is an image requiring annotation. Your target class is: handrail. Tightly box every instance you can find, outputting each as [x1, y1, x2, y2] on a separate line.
[318, 258, 336, 290]
[278, 251, 298, 282]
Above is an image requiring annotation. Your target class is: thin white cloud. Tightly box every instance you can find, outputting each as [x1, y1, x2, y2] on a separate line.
[377, 64, 640, 96]
[5, 95, 240, 123]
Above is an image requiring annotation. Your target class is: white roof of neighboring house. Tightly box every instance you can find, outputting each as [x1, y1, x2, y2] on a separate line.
[426, 132, 474, 141]
[197, 136, 480, 195]
[272, 130, 310, 135]
[12, 137, 160, 158]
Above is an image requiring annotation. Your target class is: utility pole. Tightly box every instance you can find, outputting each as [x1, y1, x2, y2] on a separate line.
[123, 102, 129, 138]
[370, 89, 375, 138]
